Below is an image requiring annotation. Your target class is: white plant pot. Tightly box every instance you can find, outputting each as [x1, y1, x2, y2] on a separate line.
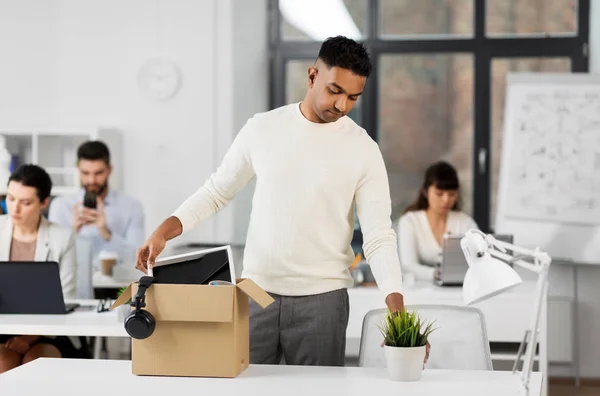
[384, 345, 426, 381]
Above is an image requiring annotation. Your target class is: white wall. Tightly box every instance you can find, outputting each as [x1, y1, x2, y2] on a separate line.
[0, 0, 268, 247]
[0, 1, 56, 127]
[231, 0, 268, 243]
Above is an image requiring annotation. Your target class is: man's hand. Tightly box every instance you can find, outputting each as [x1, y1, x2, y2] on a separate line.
[381, 293, 405, 347]
[78, 198, 111, 241]
[384, 292, 430, 365]
[5, 335, 39, 355]
[71, 203, 86, 232]
[136, 233, 167, 274]
[385, 292, 405, 313]
[91, 198, 111, 241]
[135, 216, 184, 274]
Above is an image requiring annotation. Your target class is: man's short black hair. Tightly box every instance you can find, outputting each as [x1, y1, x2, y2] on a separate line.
[8, 164, 53, 202]
[317, 36, 372, 77]
[78, 140, 111, 165]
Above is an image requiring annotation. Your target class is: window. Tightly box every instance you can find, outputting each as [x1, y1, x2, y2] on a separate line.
[271, 0, 590, 233]
[279, 0, 367, 41]
[380, 0, 474, 39]
[486, 0, 578, 37]
[285, 60, 313, 103]
[379, 54, 474, 218]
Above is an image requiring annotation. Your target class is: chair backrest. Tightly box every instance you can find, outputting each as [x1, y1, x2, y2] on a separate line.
[358, 304, 493, 370]
[75, 236, 94, 299]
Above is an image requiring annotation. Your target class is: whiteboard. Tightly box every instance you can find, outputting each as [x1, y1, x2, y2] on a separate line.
[495, 73, 600, 265]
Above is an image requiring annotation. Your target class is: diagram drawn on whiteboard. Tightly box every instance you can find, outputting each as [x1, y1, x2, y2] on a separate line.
[502, 85, 600, 224]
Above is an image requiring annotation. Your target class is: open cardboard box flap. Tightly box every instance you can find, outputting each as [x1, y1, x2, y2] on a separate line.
[236, 278, 274, 308]
[110, 278, 273, 322]
[111, 284, 134, 309]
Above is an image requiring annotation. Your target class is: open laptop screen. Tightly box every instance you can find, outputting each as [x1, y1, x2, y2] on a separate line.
[0, 261, 76, 314]
[152, 246, 236, 285]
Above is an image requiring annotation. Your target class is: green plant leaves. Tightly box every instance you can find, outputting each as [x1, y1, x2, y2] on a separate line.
[379, 310, 437, 348]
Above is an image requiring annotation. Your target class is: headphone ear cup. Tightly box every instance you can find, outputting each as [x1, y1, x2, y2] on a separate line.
[124, 309, 156, 340]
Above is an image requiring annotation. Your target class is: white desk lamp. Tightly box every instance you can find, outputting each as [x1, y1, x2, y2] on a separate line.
[460, 229, 551, 391]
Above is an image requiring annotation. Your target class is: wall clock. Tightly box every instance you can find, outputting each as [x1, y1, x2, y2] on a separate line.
[137, 57, 182, 101]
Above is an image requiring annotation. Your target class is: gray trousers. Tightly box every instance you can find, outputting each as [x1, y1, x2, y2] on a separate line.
[249, 288, 349, 366]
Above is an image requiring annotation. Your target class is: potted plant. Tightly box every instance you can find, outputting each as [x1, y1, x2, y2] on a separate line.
[380, 310, 436, 381]
[116, 286, 132, 321]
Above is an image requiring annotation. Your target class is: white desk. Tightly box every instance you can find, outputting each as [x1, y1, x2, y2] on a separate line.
[0, 300, 128, 359]
[0, 358, 543, 396]
[0, 300, 127, 338]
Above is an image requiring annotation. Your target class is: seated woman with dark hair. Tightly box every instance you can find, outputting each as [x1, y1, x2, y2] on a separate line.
[396, 161, 478, 282]
[0, 164, 77, 373]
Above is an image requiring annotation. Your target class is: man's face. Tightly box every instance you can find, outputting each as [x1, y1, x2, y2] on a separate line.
[307, 61, 366, 123]
[78, 159, 111, 195]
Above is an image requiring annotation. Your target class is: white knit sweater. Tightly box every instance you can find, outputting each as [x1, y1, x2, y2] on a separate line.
[173, 103, 403, 297]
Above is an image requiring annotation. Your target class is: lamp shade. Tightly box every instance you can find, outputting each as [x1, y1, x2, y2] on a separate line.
[463, 253, 523, 305]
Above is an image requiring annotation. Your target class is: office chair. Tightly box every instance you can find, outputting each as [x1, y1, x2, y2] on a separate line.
[358, 305, 493, 370]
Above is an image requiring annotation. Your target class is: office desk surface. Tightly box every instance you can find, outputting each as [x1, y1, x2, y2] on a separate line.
[347, 281, 540, 342]
[0, 358, 543, 396]
[0, 300, 128, 337]
[0, 282, 540, 342]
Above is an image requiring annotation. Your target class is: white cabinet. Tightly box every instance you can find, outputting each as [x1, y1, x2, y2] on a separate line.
[0, 128, 121, 195]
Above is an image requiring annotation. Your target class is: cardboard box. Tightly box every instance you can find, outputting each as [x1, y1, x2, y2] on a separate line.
[111, 278, 274, 378]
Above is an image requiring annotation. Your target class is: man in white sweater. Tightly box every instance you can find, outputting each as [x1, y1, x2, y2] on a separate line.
[136, 36, 424, 366]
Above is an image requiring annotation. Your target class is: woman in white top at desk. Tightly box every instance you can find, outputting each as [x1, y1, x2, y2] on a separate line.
[0, 164, 77, 373]
[397, 161, 478, 282]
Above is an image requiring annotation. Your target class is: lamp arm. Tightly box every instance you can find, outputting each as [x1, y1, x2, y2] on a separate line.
[488, 250, 544, 274]
[464, 229, 551, 273]
[489, 238, 543, 257]
[490, 248, 549, 390]
[487, 243, 550, 389]
[520, 266, 549, 390]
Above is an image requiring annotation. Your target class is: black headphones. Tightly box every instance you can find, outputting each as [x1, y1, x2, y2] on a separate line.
[124, 276, 156, 340]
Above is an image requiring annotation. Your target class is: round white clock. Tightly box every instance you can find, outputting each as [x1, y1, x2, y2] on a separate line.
[137, 57, 182, 101]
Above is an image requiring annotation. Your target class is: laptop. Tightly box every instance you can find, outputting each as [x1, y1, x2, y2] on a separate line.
[152, 246, 237, 285]
[436, 234, 514, 286]
[0, 261, 80, 314]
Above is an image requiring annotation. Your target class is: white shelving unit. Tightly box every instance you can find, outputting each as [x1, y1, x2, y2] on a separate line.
[0, 128, 122, 196]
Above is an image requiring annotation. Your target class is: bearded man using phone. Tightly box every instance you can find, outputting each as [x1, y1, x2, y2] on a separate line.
[49, 141, 145, 265]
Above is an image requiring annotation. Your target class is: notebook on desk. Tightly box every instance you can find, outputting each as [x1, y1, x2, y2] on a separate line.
[0, 261, 79, 314]
[436, 234, 514, 286]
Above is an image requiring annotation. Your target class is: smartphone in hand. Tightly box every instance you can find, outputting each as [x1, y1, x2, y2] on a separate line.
[83, 191, 97, 209]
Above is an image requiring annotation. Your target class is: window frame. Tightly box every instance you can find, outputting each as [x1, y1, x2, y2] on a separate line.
[268, 0, 590, 234]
